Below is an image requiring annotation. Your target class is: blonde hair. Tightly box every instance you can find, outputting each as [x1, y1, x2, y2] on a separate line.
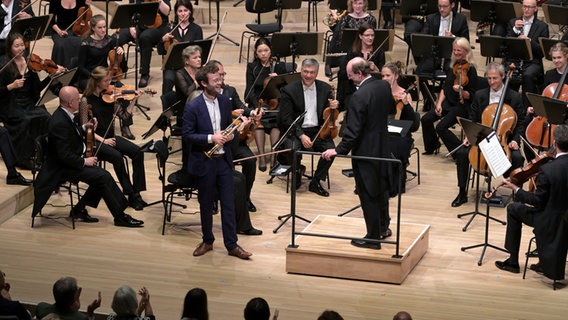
[451, 37, 474, 66]
[347, 0, 368, 13]
[83, 66, 110, 97]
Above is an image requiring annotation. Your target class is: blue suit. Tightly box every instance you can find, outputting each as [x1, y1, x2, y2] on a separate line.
[182, 93, 238, 250]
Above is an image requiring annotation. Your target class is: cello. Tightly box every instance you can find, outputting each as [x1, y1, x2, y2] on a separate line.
[468, 65, 518, 176]
[525, 64, 568, 150]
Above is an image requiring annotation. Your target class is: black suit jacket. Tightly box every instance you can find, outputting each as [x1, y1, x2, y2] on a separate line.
[423, 12, 469, 40]
[0, 0, 35, 36]
[336, 77, 394, 195]
[506, 17, 549, 63]
[516, 154, 568, 280]
[278, 79, 333, 138]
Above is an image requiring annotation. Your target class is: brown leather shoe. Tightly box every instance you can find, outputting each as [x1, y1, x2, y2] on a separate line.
[193, 242, 213, 256]
[228, 245, 252, 259]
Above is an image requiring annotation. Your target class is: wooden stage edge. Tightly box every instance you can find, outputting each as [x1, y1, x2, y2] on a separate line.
[286, 215, 430, 284]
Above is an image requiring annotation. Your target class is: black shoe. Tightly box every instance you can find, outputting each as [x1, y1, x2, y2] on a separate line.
[526, 248, 538, 258]
[138, 74, 149, 88]
[529, 263, 544, 274]
[351, 239, 381, 250]
[238, 228, 263, 236]
[121, 125, 135, 140]
[325, 64, 332, 78]
[70, 208, 99, 223]
[114, 213, 144, 227]
[6, 172, 32, 186]
[422, 142, 441, 155]
[309, 180, 329, 197]
[495, 259, 520, 274]
[451, 193, 468, 207]
[212, 201, 219, 215]
[295, 165, 305, 190]
[247, 200, 257, 212]
[129, 195, 146, 211]
[380, 228, 392, 239]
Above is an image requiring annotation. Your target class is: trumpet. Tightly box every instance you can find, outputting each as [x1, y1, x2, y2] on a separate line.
[204, 115, 243, 158]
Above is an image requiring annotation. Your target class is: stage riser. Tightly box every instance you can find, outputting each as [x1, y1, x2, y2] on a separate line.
[0, 186, 33, 225]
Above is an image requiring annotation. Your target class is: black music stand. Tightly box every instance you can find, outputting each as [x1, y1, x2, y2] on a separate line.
[479, 35, 533, 61]
[328, 0, 348, 11]
[110, 2, 159, 118]
[161, 39, 213, 70]
[470, 0, 520, 33]
[36, 68, 77, 106]
[399, 0, 437, 19]
[457, 117, 508, 266]
[542, 4, 568, 39]
[526, 92, 568, 149]
[272, 111, 311, 233]
[341, 29, 395, 52]
[271, 33, 319, 70]
[207, 1, 238, 46]
[142, 107, 176, 140]
[539, 38, 568, 61]
[12, 14, 53, 43]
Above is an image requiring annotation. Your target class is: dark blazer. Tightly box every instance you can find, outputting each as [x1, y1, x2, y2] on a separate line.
[516, 154, 568, 280]
[0, 0, 35, 36]
[423, 12, 469, 40]
[278, 79, 333, 138]
[469, 87, 525, 143]
[182, 93, 233, 177]
[222, 84, 250, 115]
[335, 77, 394, 195]
[506, 17, 549, 63]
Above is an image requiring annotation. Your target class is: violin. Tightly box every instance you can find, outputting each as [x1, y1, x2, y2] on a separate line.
[71, 5, 92, 37]
[484, 152, 555, 198]
[314, 86, 339, 141]
[525, 64, 568, 150]
[78, 97, 95, 157]
[102, 85, 156, 104]
[108, 49, 124, 81]
[453, 60, 470, 104]
[232, 110, 254, 144]
[28, 53, 59, 74]
[163, 17, 188, 52]
[394, 82, 417, 120]
[145, 0, 163, 29]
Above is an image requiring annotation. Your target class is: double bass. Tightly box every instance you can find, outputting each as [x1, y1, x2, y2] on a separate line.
[468, 66, 518, 176]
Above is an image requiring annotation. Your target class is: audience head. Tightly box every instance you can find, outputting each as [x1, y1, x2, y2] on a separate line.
[111, 285, 138, 317]
[353, 23, 374, 55]
[381, 61, 405, 87]
[550, 42, 568, 70]
[347, 57, 371, 85]
[182, 45, 202, 69]
[243, 297, 270, 320]
[301, 58, 319, 87]
[451, 37, 473, 65]
[317, 310, 344, 320]
[348, 0, 368, 14]
[87, 14, 106, 39]
[253, 37, 272, 64]
[181, 288, 208, 320]
[393, 311, 413, 320]
[175, 0, 195, 24]
[485, 62, 505, 90]
[84, 66, 111, 97]
[554, 124, 568, 152]
[52, 277, 81, 313]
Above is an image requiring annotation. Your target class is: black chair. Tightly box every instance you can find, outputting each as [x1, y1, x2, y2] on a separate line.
[239, 0, 282, 63]
[31, 134, 81, 229]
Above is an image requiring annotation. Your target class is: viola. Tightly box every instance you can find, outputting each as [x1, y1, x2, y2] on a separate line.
[453, 60, 470, 104]
[394, 82, 417, 120]
[163, 17, 188, 52]
[78, 98, 95, 157]
[28, 53, 59, 74]
[71, 6, 92, 37]
[314, 86, 339, 141]
[145, 0, 163, 29]
[108, 49, 124, 81]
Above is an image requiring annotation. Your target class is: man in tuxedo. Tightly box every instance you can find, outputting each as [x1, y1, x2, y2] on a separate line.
[31, 86, 143, 228]
[183, 63, 252, 259]
[496, 125, 568, 281]
[451, 62, 525, 207]
[0, 0, 33, 49]
[322, 57, 394, 249]
[278, 58, 339, 197]
[505, 0, 549, 107]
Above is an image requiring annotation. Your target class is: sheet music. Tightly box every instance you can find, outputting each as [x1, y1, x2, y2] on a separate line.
[388, 125, 403, 135]
[479, 132, 512, 178]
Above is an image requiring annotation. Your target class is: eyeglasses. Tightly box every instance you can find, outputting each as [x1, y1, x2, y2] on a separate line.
[522, 5, 536, 9]
[362, 33, 374, 38]
[438, 4, 451, 9]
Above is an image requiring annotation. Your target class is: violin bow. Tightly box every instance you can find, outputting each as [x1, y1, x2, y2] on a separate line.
[367, 31, 391, 62]
[2, 0, 39, 28]
[63, 5, 91, 33]
[207, 11, 228, 63]
[233, 148, 292, 163]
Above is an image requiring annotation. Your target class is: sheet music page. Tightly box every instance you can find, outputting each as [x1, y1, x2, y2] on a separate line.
[388, 125, 403, 134]
[479, 132, 512, 178]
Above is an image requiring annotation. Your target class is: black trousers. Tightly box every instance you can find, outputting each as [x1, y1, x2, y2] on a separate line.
[286, 127, 335, 182]
[231, 141, 256, 201]
[118, 26, 167, 76]
[71, 166, 129, 217]
[353, 165, 390, 239]
[0, 127, 18, 177]
[505, 202, 536, 260]
[233, 171, 254, 232]
[421, 104, 468, 154]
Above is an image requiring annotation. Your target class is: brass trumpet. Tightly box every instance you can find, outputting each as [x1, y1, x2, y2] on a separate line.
[204, 115, 243, 158]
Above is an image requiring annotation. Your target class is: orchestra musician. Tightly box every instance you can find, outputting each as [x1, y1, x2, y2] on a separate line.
[0, 126, 32, 185]
[451, 62, 525, 207]
[174, 45, 201, 105]
[420, 37, 478, 156]
[49, 0, 90, 68]
[244, 37, 287, 172]
[83, 66, 148, 211]
[505, 0, 549, 108]
[495, 124, 568, 281]
[160, 0, 203, 94]
[117, 0, 171, 88]
[0, 32, 66, 169]
[278, 58, 339, 196]
[0, 0, 34, 50]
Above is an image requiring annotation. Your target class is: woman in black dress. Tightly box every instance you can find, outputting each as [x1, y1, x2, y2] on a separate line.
[49, 0, 89, 68]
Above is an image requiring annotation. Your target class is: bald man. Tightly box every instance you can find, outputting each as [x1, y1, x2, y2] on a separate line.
[31, 86, 143, 227]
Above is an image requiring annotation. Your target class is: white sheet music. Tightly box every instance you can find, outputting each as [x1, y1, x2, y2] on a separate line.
[388, 125, 403, 134]
[479, 132, 512, 178]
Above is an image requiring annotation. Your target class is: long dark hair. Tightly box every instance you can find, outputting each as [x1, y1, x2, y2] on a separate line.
[352, 23, 373, 56]
[175, 0, 195, 24]
[181, 288, 208, 320]
[3, 33, 25, 79]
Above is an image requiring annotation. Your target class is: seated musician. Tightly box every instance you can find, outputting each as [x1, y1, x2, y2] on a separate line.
[174, 45, 201, 105]
[0, 33, 66, 169]
[421, 37, 478, 156]
[382, 61, 420, 194]
[117, 0, 171, 88]
[278, 58, 339, 196]
[505, 0, 549, 108]
[49, 0, 90, 68]
[451, 62, 525, 207]
[244, 38, 287, 172]
[495, 124, 568, 280]
[83, 67, 148, 211]
[0, 0, 33, 50]
[160, 0, 203, 94]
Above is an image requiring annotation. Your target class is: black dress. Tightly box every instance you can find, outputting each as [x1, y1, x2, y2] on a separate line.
[76, 35, 119, 90]
[49, 0, 86, 68]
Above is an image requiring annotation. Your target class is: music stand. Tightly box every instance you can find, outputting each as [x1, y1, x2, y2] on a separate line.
[457, 117, 508, 266]
[470, 0, 521, 29]
[271, 33, 319, 71]
[161, 39, 213, 70]
[36, 68, 77, 106]
[142, 107, 176, 140]
[479, 35, 533, 61]
[272, 111, 311, 233]
[526, 92, 568, 149]
[341, 29, 395, 52]
[328, 0, 348, 11]
[399, 0, 437, 18]
[207, 1, 238, 46]
[12, 14, 53, 43]
[539, 37, 568, 61]
[110, 2, 159, 117]
[542, 4, 568, 28]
